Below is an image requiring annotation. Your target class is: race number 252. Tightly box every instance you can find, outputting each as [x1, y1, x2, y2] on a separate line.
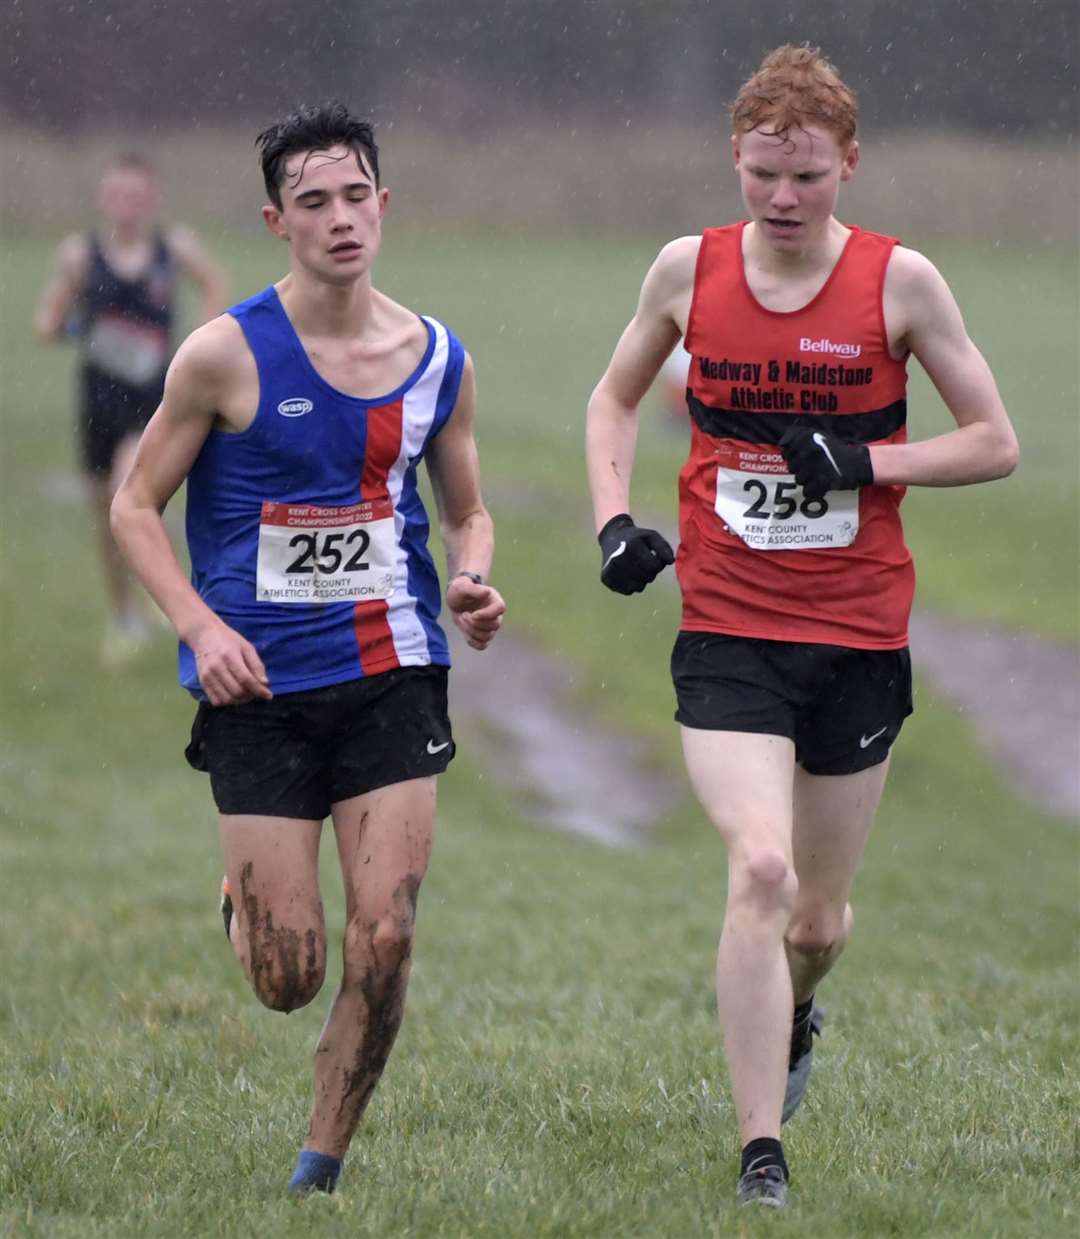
[256, 499, 396, 603]
[284, 527, 372, 575]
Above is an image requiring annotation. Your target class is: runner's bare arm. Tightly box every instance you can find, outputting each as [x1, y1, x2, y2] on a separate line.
[33, 235, 90, 341]
[426, 352, 505, 650]
[110, 319, 272, 704]
[168, 225, 229, 323]
[871, 248, 1019, 486]
[585, 237, 697, 531]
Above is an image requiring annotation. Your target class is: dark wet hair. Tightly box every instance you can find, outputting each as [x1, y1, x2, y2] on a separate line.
[255, 102, 380, 208]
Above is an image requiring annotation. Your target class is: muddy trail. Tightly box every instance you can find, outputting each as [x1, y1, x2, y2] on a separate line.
[909, 611, 1079, 821]
[447, 632, 673, 847]
[450, 610, 1079, 845]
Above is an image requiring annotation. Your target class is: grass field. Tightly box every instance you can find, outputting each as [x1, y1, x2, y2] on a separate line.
[1, 231, 1077, 1237]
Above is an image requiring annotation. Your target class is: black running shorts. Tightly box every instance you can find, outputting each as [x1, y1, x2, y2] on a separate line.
[185, 666, 455, 819]
[78, 365, 164, 476]
[671, 631, 912, 775]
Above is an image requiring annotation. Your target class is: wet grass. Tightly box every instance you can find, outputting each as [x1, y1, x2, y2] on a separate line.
[1, 231, 1077, 1236]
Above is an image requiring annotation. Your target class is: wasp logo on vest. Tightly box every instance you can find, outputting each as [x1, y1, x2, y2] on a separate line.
[278, 397, 314, 417]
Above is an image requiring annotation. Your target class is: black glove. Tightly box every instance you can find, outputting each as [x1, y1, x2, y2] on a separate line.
[778, 425, 874, 502]
[598, 513, 675, 595]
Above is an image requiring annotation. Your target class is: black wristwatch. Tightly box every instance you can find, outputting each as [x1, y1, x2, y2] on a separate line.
[453, 570, 484, 586]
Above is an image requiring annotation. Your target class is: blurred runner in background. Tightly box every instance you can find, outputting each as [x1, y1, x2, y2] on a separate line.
[34, 152, 227, 665]
[657, 341, 692, 430]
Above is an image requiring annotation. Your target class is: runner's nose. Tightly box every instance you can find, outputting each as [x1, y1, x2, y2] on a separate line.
[770, 178, 798, 211]
[328, 201, 354, 231]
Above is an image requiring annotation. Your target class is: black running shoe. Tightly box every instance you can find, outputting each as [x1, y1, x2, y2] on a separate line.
[782, 1005, 824, 1123]
[737, 1164, 788, 1208]
[220, 876, 233, 941]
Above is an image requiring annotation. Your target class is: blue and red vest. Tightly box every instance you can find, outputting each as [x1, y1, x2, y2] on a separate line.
[180, 286, 464, 696]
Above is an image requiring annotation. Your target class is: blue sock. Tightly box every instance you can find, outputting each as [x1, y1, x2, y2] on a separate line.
[288, 1149, 342, 1194]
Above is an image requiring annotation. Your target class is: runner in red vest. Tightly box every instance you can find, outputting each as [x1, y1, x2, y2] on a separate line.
[585, 45, 1018, 1209]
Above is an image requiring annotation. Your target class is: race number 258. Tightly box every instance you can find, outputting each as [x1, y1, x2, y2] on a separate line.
[741, 478, 828, 522]
[713, 444, 859, 551]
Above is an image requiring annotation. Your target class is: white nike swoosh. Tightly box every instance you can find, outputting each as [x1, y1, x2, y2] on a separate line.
[744, 1155, 775, 1174]
[604, 535, 629, 567]
[859, 726, 888, 749]
[812, 432, 842, 477]
[426, 739, 451, 755]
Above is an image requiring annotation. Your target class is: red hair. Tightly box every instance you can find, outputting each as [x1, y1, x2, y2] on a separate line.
[732, 45, 858, 149]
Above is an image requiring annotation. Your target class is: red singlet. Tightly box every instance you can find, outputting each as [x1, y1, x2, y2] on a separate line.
[680, 222, 912, 649]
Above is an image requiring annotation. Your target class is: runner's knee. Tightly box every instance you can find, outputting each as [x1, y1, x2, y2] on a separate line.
[733, 847, 798, 912]
[786, 901, 852, 956]
[249, 927, 326, 1013]
[342, 906, 416, 988]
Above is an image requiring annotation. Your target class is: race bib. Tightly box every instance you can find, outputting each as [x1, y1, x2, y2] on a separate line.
[256, 499, 396, 603]
[714, 443, 858, 551]
[85, 313, 168, 387]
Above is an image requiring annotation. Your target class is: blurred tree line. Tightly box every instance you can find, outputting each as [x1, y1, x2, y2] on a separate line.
[4, 0, 1076, 138]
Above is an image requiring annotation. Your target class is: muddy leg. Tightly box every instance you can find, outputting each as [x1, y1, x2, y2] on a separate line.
[219, 814, 326, 1012]
[304, 778, 436, 1158]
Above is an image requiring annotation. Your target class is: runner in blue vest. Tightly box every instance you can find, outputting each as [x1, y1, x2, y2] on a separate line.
[111, 104, 506, 1196]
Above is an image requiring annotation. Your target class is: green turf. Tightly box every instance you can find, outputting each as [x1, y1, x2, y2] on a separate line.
[1, 231, 1077, 1236]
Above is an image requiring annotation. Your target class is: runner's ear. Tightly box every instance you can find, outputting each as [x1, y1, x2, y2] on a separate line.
[262, 204, 288, 241]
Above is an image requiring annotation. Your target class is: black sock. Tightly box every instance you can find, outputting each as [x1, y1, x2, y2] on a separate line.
[741, 1136, 788, 1181]
[790, 995, 815, 1065]
[793, 995, 815, 1035]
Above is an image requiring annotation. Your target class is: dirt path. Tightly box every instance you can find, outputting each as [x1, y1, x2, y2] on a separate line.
[909, 611, 1080, 820]
[447, 631, 673, 846]
[450, 610, 1079, 846]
